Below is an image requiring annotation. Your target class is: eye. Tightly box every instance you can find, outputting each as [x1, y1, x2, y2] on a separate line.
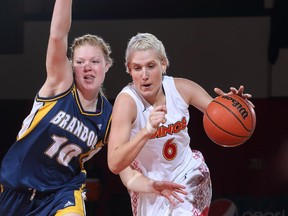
[148, 64, 155, 69]
[133, 65, 141, 71]
[75, 60, 84, 65]
[91, 59, 100, 64]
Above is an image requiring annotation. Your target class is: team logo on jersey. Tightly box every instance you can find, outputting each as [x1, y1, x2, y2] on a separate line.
[50, 110, 98, 148]
[151, 117, 187, 139]
[64, 201, 75, 208]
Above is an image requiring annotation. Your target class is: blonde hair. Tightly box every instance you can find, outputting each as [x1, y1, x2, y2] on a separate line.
[70, 34, 113, 96]
[70, 34, 113, 67]
[125, 33, 169, 73]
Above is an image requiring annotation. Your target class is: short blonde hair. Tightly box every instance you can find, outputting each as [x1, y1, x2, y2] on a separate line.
[125, 33, 169, 73]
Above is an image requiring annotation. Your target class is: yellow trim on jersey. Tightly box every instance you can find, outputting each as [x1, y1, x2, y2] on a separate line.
[36, 84, 74, 103]
[103, 115, 112, 144]
[17, 101, 57, 140]
[55, 189, 86, 216]
[17, 85, 74, 140]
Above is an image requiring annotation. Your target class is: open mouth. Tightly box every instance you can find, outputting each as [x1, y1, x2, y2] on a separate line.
[84, 75, 95, 80]
[142, 83, 151, 88]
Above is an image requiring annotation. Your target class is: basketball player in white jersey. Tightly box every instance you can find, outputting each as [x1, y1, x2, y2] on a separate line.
[0, 1, 188, 215]
[108, 33, 253, 215]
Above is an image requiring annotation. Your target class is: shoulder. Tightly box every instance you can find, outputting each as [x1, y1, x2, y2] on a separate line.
[173, 77, 202, 95]
[112, 92, 138, 123]
[172, 77, 213, 111]
[115, 91, 135, 104]
[117, 84, 142, 108]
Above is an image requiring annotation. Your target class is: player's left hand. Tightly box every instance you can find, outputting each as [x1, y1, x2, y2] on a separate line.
[214, 85, 255, 108]
[152, 181, 188, 205]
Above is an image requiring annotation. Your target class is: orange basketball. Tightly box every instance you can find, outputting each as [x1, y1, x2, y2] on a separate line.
[203, 95, 256, 147]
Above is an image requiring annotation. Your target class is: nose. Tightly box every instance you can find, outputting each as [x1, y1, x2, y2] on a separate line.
[141, 68, 149, 79]
[84, 62, 92, 71]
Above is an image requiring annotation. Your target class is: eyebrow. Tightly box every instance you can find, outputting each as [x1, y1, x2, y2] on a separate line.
[131, 60, 157, 65]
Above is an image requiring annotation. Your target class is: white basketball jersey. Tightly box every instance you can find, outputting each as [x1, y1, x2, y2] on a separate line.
[121, 76, 212, 216]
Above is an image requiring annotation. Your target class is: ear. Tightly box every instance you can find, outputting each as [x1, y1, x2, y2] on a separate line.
[161, 62, 167, 74]
[105, 63, 111, 73]
[127, 65, 132, 75]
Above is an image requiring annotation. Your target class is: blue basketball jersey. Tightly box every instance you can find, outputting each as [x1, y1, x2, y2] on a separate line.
[0, 84, 112, 192]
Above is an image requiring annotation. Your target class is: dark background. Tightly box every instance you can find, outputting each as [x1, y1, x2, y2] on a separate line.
[1, 0, 288, 215]
[2, 98, 288, 215]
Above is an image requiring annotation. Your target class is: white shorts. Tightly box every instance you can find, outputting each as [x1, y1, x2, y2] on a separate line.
[130, 150, 212, 216]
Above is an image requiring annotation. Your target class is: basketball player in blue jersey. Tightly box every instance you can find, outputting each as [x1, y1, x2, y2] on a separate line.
[0, 1, 188, 216]
[108, 33, 254, 216]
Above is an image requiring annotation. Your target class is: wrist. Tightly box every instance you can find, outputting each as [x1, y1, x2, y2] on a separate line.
[146, 179, 155, 193]
[146, 121, 157, 134]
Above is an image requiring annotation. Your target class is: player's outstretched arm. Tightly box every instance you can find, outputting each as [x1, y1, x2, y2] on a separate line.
[120, 167, 188, 205]
[40, 0, 73, 97]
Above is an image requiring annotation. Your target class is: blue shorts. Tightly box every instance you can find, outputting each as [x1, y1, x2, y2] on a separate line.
[0, 185, 86, 216]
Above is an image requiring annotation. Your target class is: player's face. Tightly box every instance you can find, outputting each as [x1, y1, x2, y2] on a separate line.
[128, 49, 166, 101]
[73, 45, 108, 93]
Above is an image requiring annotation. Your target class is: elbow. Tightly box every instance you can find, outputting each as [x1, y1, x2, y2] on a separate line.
[109, 165, 120, 175]
[107, 151, 131, 174]
[108, 159, 122, 175]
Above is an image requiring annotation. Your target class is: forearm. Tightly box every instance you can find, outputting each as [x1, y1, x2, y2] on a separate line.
[45, 0, 73, 89]
[50, 0, 72, 39]
[120, 167, 188, 205]
[108, 127, 151, 174]
[120, 168, 155, 194]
